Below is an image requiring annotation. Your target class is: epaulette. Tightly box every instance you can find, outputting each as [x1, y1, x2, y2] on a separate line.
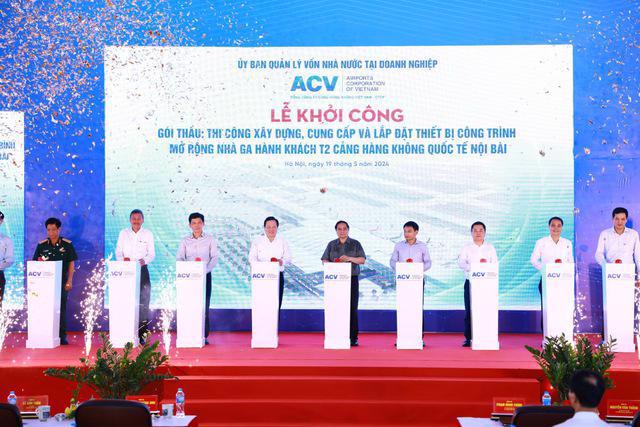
[62, 238, 72, 243]
[39, 239, 48, 244]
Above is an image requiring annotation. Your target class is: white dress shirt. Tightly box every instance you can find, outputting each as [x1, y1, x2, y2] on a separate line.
[249, 234, 292, 272]
[595, 227, 640, 275]
[176, 232, 218, 273]
[115, 227, 156, 265]
[457, 241, 498, 279]
[0, 233, 14, 270]
[530, 236, 574, 270]
[554, 411, 609, 426]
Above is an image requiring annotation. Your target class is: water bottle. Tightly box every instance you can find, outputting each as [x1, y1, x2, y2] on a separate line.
[175, 388, 185, 418]
[7, 391, 17, 405]
[542, 391, 552, 406]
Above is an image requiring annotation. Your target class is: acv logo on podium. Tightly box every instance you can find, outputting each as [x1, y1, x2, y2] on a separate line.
[396, 274, 422, 280]
[177, 272, 203, 279]
[251, 273, 278, 280]
[471, 271, 497, 278]
[607, 273, 633, 280]
[324, 274, 350, 281]
[27, 271, 54, 278]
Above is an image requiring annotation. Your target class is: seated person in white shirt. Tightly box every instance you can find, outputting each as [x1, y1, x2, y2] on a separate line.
[176, 212, 218, 345]
[457, 221, 498, 348]
[248, 216, 292, 312]
[554, 370, 608, 426]
[530, 216, 574, 332]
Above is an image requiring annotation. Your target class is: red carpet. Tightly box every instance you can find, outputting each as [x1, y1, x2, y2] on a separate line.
[1, 332, 638, 426]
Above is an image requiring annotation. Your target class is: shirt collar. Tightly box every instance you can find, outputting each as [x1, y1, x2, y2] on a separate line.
[263, 233, 279, 243]
[130, 226, 144, 234]
[572, 411, 601, 420]
[191, 232, 207, 239]
[611, 227, 628, 235]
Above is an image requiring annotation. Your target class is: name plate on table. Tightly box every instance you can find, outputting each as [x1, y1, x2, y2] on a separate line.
[126, 395, 159, 412]
[492, 397, 526, 415]
[17, 395, 49, 413]
[607, 399, 640, 419]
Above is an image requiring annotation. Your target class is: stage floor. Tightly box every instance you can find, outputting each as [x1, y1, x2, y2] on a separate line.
[1, 332, 638, 426]
[1, 331, 638, 370]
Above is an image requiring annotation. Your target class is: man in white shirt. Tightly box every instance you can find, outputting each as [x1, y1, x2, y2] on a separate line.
[457, 221, 498, 347]
[594, 207, 640, 285]
[249, 216, 292, 311]
[0, 211, 15, 306]
[176, 212, 218, 344]
[530, 216, 574, 331]
[116, 209, 156, 344]
[554, 370, 608, 426]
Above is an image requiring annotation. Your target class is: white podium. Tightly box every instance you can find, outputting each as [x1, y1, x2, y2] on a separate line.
[251, 261, 280, 348]
[324, 262, 352, 349]
[542, 263, 575, 342]
[602, 263, 636, 352]
[469, 262, 500, 350]
[395, 262, 424, 350]
[176, 261, 206, 348]
[26, 261, 62, 348]
[108, 261, 141, 348]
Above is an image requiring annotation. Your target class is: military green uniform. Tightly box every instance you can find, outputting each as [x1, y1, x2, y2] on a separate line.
[33, 237, 78, 341]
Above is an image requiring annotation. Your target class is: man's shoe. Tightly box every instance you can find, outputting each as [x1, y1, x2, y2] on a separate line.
[462, 340, 471, 347]
[60, 337, 68, 345]
[350, 339, 359, 347]
[205, 339, 210, 345]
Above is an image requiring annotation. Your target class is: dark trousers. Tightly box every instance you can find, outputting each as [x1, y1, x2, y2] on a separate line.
[139, 265, 151, 339]
[538, 279, 544, 332]
[463, 279, 471, 341]
[60, 273, 69, 339]
[205, 272, 212, 338]
[350, 276, 360, 342]
[279, 272, 285, 310]
[0, 271, 5, 306]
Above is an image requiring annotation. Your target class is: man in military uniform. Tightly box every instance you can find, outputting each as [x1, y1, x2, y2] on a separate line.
[33, 217, 78, 345]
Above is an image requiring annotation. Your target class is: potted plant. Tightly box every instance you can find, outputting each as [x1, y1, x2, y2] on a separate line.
[44, 333, 175, 399]
[525, 334, 616, 403]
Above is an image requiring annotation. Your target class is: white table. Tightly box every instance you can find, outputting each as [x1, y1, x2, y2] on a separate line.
[457, 418, 502, 427]
[24, 415, 197, 426]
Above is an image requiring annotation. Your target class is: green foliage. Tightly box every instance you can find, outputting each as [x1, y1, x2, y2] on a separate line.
[525, 334, 616, 402]
[44, 333, 175, 399]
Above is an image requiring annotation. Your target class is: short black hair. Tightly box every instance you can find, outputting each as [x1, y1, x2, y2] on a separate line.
[548, 216, 564, 226]
[612, 207, 628, 218]
[470, 221, 486, 232]
[45, 217, 61, 228]
[335, 220, 349, 230]
[130, 209, 144, 219]
[189, 212, 205, 223]
[403, 221, 419, 231]
[264, 216, 279, 227]
[569, 370, 605, 408]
